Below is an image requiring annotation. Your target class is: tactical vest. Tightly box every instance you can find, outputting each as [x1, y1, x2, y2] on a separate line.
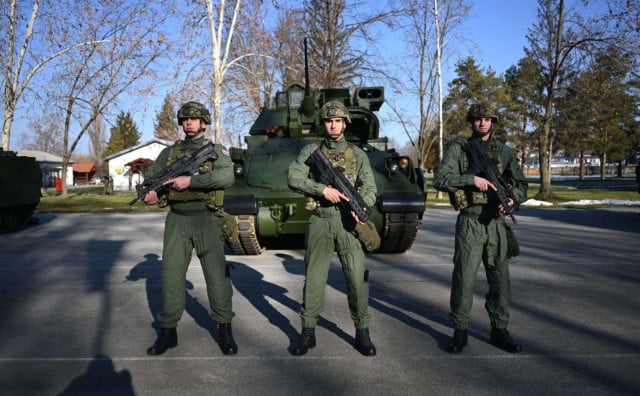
[449, 137, 504, 210]
[318, 141, 358, 186]
[459, 138, 504, 174]
[166, 139, 224, 208]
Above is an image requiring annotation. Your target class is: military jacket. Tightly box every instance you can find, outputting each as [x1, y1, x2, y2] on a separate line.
[288, 136, 377, 216]
[144, 136, 234, 212]
[433, 133, 528, 220]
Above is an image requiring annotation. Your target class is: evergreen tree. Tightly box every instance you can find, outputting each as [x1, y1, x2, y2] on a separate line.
[551, 43, 639, 179]
[104, 111, 141, 157]
[154, 95, 180, 141]
[441, 57, 507, 144]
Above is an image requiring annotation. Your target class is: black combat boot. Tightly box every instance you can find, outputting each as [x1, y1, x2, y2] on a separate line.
[489, 328, 522, 353]
[355, 328, 377, 356]
[446, 329, 468, 353]
[147, 327, 177, 356]
[290, 327, 316, 356]
[218, 323, 238, 355]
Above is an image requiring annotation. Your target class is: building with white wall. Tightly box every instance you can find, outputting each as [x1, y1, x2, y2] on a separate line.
[16, 150, 74, 188]
[103, 140, 171, 191]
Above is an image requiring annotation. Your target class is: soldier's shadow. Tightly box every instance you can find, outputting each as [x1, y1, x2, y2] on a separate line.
[126, 253, 223, 343]
[230, 260, 299, 350]
[279, 253, 449, 349]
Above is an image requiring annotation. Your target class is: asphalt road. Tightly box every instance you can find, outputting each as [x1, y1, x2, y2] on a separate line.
[0, 207, 639, 396]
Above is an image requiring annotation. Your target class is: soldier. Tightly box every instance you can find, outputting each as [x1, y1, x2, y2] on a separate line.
[433, 102, 528, 353]
[143, 101, 238, 356]
[287, 100, 378, 356]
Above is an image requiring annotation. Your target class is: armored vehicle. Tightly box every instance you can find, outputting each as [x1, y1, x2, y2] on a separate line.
[223, 40, 425, 254]
[0, 149, 42, 234]
[223, 81, 426, 255]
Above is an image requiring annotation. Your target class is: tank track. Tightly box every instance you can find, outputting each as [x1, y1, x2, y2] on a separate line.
[228, 212, 421, 255]
[228, 214, 265, 255]
[377, 212, 421, 253]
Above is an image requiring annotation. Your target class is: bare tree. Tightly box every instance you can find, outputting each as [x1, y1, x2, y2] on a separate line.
[38, 0, 170, 196]
[524, 0, 630, 198]
[204, 0, 243, 144]
[1, 0, 104, 150]
[385, 0, 469, 172]
[302, 0, 398, 89]
[224, 0, 282, 143]
[88, 111, 106, 166]
[19, 111, 64, 156]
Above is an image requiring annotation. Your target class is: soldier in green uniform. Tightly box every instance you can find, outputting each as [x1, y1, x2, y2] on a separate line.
[143, 101, 237, 356]
[287, 100, 378, 356]
[433, 103, 528, 353]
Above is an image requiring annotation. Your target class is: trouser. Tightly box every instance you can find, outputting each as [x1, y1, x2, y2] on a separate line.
[158, 211, 234, 327]
[449, 213, 510, 330]
[300, 215, 370, 329]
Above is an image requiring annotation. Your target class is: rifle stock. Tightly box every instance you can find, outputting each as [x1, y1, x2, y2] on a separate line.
[129, 142, 218, 205]
[306, 149, 372, 222]
[465, 137, 518, 223]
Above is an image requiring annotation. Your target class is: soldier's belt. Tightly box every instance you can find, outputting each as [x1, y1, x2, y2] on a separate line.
[169, 207, 209, 216]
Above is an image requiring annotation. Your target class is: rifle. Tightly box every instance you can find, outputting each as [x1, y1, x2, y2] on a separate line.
[129, 142, 218, 205]
[465, 136, 518, 223]
[305, 149, 372, 222]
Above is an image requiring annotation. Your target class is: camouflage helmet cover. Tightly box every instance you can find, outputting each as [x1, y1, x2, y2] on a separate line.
[466, 103, 499, 124]
[177, 101, 211, 125]
[320, 100, 351, 123]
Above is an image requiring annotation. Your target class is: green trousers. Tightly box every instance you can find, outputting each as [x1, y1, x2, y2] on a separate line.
[300, 214, 370, 329]
[449, 212, 511, 330]
[158, 211, 234, 328]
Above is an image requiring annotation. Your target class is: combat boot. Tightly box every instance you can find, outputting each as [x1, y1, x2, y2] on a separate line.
[218, 323, 238, 355]
[291, 327, 316, 356]
[446, 329, 468, 353]
[489, 328, 522, 353]
[355, 328, 377, 356]
[147, 327, 177, 356]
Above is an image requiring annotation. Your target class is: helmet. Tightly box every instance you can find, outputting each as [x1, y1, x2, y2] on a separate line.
[177, 101, 211, 125]
[466, 103, 499, 123]
[320, 100, 351, 123]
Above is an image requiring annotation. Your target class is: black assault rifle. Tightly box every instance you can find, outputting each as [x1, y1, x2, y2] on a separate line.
[306, 149, 372, 222]
[465, 136, 518, 224]
[129, 142, 218, 205]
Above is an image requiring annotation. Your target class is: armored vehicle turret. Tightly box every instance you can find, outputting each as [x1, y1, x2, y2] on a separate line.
[0, 149, 42, 234]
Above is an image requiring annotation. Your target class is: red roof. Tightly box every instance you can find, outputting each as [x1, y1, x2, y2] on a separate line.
[72, 163, 97, 173]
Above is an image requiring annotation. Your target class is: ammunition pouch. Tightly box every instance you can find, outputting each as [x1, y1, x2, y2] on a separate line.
[449, 188, 488, 210]
[212, 210, 239, 245]
[504, 223, 520, 258]
[352, 220, 381, 252]
[158, 195, 168, 208]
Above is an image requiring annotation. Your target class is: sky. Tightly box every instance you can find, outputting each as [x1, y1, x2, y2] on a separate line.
[129, 1, 544, 149]
[456, 0, 539, 75]
[12, 0, 543, 154]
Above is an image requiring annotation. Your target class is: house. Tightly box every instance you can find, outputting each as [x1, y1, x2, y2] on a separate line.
[103, 140, 172, 191]
[72, 162, 99, 185]
[16, 150, 74, 188]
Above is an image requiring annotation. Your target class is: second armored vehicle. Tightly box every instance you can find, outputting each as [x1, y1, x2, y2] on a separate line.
[0, 149, 42, 234]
